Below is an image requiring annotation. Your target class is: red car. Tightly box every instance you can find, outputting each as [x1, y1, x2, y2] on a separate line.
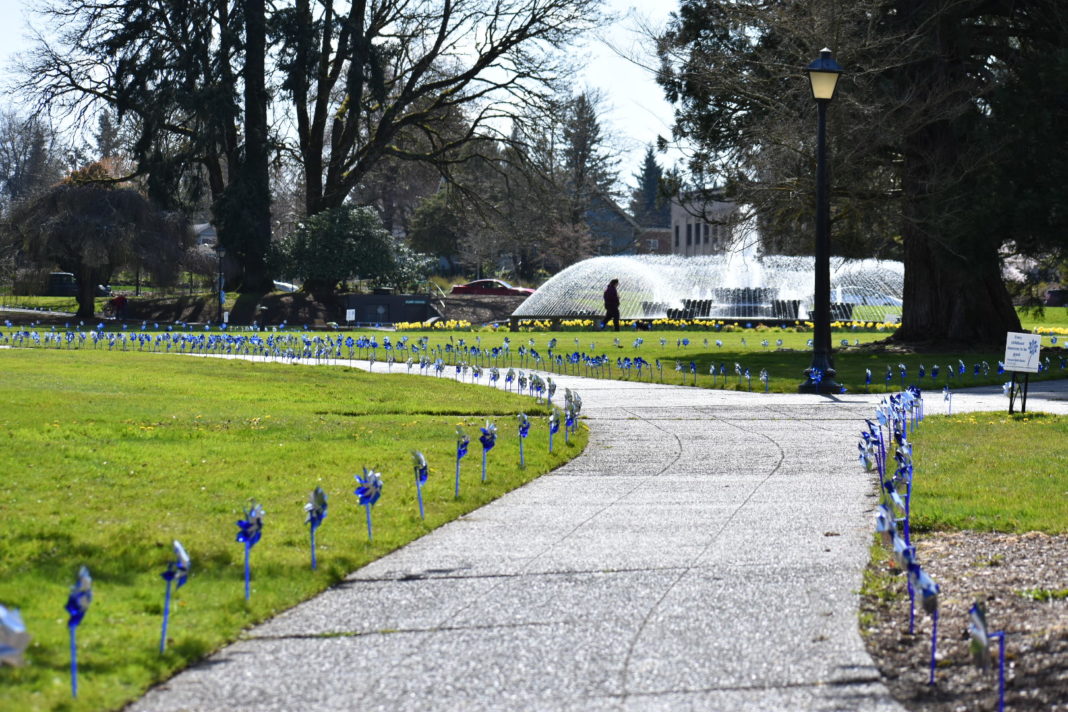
[449, 279, 535, 297]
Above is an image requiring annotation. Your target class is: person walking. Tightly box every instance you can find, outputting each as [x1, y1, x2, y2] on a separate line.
[603, 278, 621, 331]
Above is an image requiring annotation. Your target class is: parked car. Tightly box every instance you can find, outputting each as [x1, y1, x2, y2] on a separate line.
[1045, 289, 1068, 307]
[47, 272, 109, 297]
[273, 281, 299, 293]
[449, 279, 535, 297]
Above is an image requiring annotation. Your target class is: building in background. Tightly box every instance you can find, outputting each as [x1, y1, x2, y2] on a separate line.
[670, 192, 738, 256]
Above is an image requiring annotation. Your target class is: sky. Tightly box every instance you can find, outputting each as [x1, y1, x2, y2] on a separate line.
[0, 0, 684, 190]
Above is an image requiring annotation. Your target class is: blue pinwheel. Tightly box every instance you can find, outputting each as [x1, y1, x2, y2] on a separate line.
[479, 421, 497, 483]
[759, 368, 769, 393]
[517, 413, 530, 467]
[305, 487, 328, 570]
[236, 500, 264, 600]
[548, 408, 561, 453]
[354, 467, 384, 541]
[0, 603, 30, 667]
[65, 566, 92, 698]
[874, 504, 896, 548]
[412, 451, 429, 520]
[158, 540, 191, 653]
[455, 426, 470, 498]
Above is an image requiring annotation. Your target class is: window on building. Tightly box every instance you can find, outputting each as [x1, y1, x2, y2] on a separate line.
[704, 224, 710, 244]
[649, 238, 659, 250]
[686, 224, 692, 246]
[674, 225, 679, 247]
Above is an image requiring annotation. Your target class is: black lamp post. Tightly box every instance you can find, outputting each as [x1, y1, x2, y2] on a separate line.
[799, 48, 843, 394]
[215, 244, 227, 325]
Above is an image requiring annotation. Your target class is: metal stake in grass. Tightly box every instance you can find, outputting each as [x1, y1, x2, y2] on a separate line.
[354, 468, 383, 541]
[159, 540, 190, 653]
[235, 500, 264, 600]
[412, 451, 429, 520]
[455, 426, 469, 498]
[304, 487, 328, 570]
[65, 566, 92, 698]
[479, 421, 497, 482]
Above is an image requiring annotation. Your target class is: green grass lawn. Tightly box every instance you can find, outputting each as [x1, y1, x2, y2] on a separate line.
[907, 412, 1068, 533]
[0, 349, 587, 711]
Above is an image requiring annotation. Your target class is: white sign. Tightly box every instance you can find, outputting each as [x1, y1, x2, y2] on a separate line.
[345, 309, 356, 322]
[1004, 332, 1041, 373]
[222, 311, 229, 324]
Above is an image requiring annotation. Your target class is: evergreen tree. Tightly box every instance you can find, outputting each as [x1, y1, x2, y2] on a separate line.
[629, 146, 670, 227]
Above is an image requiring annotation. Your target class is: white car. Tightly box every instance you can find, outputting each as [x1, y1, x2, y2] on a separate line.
[273, 281, 299, 293]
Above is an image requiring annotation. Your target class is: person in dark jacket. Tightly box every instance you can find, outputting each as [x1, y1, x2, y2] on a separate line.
[602, 278, 621, 331]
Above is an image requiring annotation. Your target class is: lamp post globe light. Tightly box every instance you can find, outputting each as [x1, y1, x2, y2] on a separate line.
[215, 244, 227, 325]
[799, 48, 844, 394]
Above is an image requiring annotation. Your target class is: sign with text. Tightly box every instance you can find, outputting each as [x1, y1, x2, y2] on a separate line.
[1004, 332, 1041, 373]
[345, 309, 356, 323]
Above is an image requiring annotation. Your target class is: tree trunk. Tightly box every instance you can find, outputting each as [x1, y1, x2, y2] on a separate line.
[893, 224, 1020, 346]
[214, 0, 273, 292]
[889, 1, 1020, 346]
[76, 267, 97, 319]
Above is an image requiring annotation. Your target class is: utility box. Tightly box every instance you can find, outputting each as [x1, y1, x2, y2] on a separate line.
[343, 293, 441, 325]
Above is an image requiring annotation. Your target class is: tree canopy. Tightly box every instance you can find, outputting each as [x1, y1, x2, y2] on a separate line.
[9, 166, 189, 317]
[658, 0, 1068, 344]
[20, 0, 603, 290]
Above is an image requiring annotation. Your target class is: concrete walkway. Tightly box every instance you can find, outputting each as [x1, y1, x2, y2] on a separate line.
[130, 365, 1068, 712]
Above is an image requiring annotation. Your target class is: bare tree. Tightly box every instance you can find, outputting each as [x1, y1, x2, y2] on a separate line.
[17, 0, 604, 288]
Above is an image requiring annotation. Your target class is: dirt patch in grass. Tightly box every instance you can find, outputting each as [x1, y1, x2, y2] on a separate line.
[862, 531, 1068, 711]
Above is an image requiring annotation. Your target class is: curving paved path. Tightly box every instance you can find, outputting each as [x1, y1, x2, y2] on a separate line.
[130, 363, 1068, 712]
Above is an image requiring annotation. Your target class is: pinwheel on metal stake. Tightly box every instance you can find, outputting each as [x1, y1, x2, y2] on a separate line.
[759, 369, 768, 393]
[159, 540, 191, 653]
[969, 602, 1006, 712]
[564, 404, 576, 445]
[548, 408, 561, 453]
[479, 421, 497, 482]
[236, 500, 264, 600]
[0, 603, 29, 667]
[305, 486, 328, 570]
[66, 566, 92, 698]
[906, 563, 940, 685]
[516, 413, 531, 467]
[455, 426, 469, 498]
[354, 467, 384, 541]
[412, 451, 429, 520]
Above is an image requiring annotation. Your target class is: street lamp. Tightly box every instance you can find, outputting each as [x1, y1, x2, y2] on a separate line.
[799, 48, 843, 394]
[215, 244, 227, 325]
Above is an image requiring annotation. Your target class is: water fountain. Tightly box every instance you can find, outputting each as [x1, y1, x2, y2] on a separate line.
[511, 253, 903, 322]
